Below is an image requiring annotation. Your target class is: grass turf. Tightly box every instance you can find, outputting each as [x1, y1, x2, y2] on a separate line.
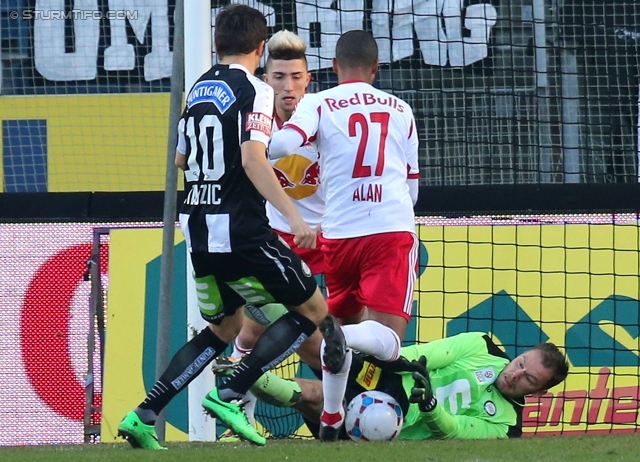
[1, 434, 639, 462]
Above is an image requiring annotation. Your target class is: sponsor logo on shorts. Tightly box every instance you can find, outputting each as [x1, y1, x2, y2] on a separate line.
[301, 260, 312, 277]
[355, 361, 381, 390]
[484, 400, 497, 416]
[246, 112, 272, 136]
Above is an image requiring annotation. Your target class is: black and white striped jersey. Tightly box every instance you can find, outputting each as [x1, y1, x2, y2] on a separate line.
[177, 63, 275, 253]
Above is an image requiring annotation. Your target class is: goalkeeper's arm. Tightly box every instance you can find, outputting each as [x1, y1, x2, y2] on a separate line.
[419, 407, 510, 439]
[409, 356, 509, 439]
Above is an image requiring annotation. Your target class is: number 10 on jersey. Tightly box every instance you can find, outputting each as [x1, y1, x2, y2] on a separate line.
[184, 115, 226, 182]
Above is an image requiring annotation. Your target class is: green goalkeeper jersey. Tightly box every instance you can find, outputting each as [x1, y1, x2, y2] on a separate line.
[397, 332, 524, 440]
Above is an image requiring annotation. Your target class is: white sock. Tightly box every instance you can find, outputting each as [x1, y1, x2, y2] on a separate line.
[342, 320, 401, 361]
[230, 338, 257, 425]
[243, 390, 258, 426]
[320, 343, 353, 423]
[232, 338, 252, 358]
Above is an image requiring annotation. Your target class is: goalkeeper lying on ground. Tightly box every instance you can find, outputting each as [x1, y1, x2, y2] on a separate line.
[214, 332, 569, 440]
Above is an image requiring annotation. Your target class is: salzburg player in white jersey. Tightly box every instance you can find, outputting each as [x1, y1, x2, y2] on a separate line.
[269, 30, 420, 441]
[232, 30, 326, 367]
[266, 106, 324, 266]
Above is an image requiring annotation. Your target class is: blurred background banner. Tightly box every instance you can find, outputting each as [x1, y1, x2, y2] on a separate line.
[0, 223, 100, 445]
[1, 0, 638, 191]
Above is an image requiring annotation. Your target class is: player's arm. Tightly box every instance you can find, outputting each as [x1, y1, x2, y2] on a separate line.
[408, 354, 511, 440]
[175, 118, 187, 170]
[239, 83, 316, 248]
[269, 127, 306, 159]
[269, 94, 320, 159]
[420, 408, 510, 439]
[242, 141, 315, 248]
[175, 151, 187, 170]
[406, 114, 420, 205]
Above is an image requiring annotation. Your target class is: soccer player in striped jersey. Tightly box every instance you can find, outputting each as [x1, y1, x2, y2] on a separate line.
[269, 29, 420, 440]
[225, 333, 569, 440]
[217, 29, 327, 441]
[117, 5, 344, 449]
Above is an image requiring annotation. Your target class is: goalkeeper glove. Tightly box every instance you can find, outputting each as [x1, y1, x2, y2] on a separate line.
[409, 355, 437, 412]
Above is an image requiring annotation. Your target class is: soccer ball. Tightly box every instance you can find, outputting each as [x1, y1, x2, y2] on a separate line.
[344, 390, 403, 442]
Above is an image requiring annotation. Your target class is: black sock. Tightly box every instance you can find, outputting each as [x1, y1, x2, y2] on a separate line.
[219, 311, 317, 398]
[137, 327, 227, 419]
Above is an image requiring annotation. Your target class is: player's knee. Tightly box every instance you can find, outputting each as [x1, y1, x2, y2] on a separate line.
[237, 318, 269, 349]
[211, 311, 243, 343]
[293, 289, 328, 325]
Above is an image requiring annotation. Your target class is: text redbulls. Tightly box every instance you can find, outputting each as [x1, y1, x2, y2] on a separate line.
[325, 93, 405, 113]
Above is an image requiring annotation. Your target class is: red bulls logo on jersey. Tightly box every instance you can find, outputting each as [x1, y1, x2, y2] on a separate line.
[300, 161, 320, 186]
[272, 154, 320, 200]
[274, 168, 296, 188]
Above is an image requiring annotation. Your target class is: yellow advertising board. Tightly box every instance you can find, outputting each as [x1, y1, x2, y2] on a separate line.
[0, 94, 174, 192]
[101, 221, 640, 440]
[415, 223, 640, 434]
[102, 228, 189, 443]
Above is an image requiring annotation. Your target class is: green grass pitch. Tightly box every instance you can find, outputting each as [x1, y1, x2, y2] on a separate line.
[1, 434, 638, 462]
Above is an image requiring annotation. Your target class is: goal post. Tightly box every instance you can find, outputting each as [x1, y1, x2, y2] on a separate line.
[182, 0, 216, 443]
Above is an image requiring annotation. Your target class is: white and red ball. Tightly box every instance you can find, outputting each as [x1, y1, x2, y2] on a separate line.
[345, 390, 403, 442]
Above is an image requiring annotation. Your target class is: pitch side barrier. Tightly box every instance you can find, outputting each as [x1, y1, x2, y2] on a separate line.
[2, 184, 640, 221]
[1, 184, 640, 443]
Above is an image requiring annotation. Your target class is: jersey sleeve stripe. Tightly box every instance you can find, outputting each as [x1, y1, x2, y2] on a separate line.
[407, 164, 420, 178]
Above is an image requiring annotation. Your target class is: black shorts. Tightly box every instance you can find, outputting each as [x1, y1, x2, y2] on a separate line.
[304, 353, 410, 440]
[189, 233, 317, 324]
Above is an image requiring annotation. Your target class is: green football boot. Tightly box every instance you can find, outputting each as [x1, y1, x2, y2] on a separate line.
[217, 428, 242, 443]
[117, 411, 167, 450]
[202, 388, 266, 446]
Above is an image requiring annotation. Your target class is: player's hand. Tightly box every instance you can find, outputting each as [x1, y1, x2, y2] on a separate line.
[409, 356, 437, 412]
[291, 217, 316, 249]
